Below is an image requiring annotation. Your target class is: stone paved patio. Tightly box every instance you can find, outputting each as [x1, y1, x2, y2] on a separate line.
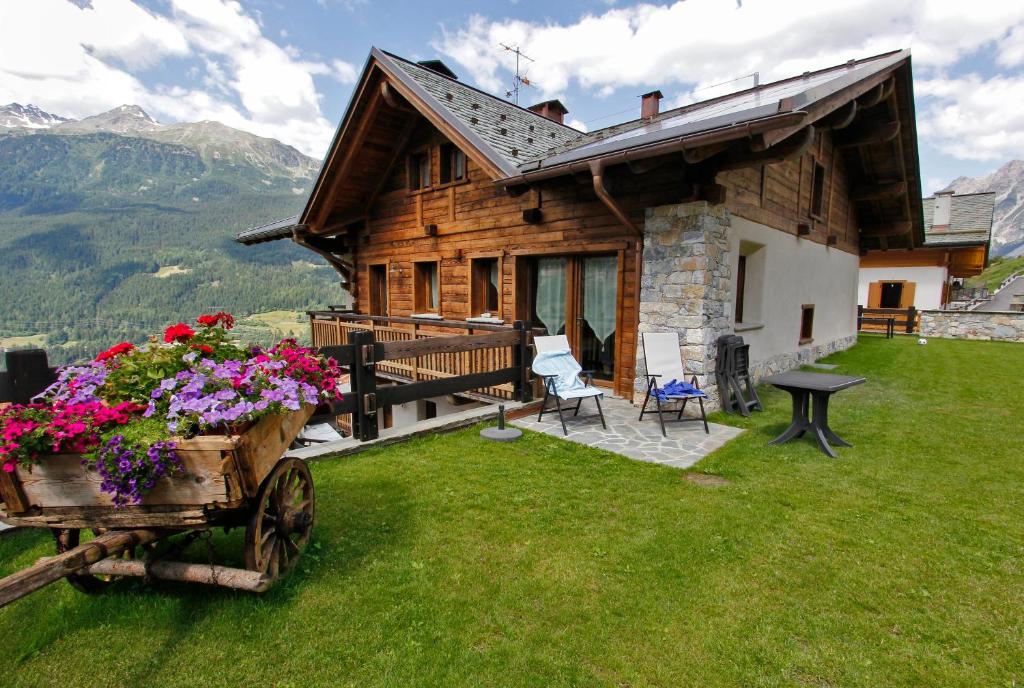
[512, 395, 744, 469]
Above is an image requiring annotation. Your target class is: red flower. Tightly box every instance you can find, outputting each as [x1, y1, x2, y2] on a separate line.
[163, 323, 195, 343]
[96, 341, 135, 362]
[196, 312, 235, 330]
[191, 344, 214, 355]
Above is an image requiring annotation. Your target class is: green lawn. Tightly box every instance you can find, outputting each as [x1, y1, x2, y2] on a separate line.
[2, 335, 1022, 687]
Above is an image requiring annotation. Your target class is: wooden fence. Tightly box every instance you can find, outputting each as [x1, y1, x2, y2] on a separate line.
[309, 311, 525, 402]
[857, 306, 919, 335]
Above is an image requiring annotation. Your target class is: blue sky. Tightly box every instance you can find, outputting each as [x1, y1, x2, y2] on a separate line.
[2, 0, 1023, 192]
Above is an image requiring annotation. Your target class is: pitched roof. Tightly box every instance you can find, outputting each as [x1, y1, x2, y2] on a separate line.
[379, 50, 580, 172]
[921, 192, 995, 247]
[238, 47, 917, 244]
[516, 49, 909, 176]
[236, 215, 299, 244]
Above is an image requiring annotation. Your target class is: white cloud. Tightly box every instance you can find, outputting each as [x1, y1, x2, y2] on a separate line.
[436, 0, 1024, 102]
[566, 118, 588, 132]
[0, 0, 357, 158]
[916, 74, 1024, 161]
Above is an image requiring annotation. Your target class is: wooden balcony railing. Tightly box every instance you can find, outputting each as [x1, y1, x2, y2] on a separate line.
[309, 310, 527, 401]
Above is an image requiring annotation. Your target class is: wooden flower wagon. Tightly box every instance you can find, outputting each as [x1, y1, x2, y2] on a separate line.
[0, 405, 316, 607]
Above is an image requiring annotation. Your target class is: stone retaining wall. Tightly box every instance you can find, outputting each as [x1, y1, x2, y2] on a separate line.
[919, 310, 1024, 342]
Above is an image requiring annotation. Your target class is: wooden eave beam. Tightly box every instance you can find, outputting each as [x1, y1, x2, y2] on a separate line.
[818, 100, 857, 131]
[710, 125, 815, 172]
[859, 220, 913, 237]
[313, 82, 385, 231]
[362, 115, 419, 214]
[589, 159, 642, 238]
[760, 70, 899, 149]
[379, 80, 416, 113]
[682, 141, 732, 164]
[834, 120, 901, 149]
[851, 180, 907, 202]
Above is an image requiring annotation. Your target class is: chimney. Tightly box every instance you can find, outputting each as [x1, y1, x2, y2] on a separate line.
[527, 99, 569, 125]
[641, 90, 663, 119]
[417, 60, 458, 80]
[931, 190, 954, 232]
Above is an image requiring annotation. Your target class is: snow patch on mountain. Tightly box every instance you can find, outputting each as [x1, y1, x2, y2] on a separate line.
[0, 103, 73, 129]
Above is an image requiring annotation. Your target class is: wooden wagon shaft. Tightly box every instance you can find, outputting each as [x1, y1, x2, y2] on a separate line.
[0, 529, 162, 608]
[84, 558, 272, 593]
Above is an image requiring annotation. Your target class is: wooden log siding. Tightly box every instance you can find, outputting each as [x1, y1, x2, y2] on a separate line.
[718, 128, 860, 253]
[332, 124, 862, 397]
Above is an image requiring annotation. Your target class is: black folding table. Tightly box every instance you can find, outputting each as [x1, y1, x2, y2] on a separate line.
[763, 371, 865, 458]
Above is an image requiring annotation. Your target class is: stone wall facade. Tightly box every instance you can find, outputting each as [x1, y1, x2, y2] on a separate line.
[635, 201, 733, 408]
[920, 310, 1024, 342]
[635, 201, 858, 410]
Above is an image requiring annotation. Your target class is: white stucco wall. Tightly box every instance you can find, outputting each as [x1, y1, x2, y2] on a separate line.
[727, 216, 859, 366]
[386, 395, 482, 430]
[857, 266, 947, 310]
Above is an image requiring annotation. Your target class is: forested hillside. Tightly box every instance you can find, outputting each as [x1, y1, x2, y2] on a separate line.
[0, 109, 343, 366]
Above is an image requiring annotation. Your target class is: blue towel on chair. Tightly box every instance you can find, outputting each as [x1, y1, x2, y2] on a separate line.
[654, 379, 707, 401]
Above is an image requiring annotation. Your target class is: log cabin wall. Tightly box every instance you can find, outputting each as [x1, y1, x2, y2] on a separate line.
[350, 123, 689, 397]
[348, 123, 865, 398]
[719, 128, 860, 254]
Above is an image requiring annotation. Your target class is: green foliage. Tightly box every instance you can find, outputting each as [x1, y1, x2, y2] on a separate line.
[0, 131, 344, 366]
[2, 336, 1023, 686]
[966, 254, 1024, 292]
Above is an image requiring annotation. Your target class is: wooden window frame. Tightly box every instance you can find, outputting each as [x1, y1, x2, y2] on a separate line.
[439, 143, 467, 186]
[809, 158, 826, 220]
[469, 255, 502, 317]
[407, 147, 431, 192]
[799, 304, 815, 345]
[368, 261, 390, 317]
[413, 260, 442, 314]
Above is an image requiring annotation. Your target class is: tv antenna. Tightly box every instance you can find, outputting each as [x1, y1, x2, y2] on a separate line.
[499, 43, 534, 105]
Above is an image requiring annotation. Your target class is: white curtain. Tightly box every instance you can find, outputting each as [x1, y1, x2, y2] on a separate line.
[583, 255, 617, 351]
[535, 257, 566, 335]
[428, 264, 439, 310]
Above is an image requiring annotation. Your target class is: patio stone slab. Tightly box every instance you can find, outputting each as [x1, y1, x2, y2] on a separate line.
[512, 396, 743, 469]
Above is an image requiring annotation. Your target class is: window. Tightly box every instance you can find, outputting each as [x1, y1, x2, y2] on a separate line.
[735, 255, 747, 323]
[470, 257, 500, 316]
[369, 263, 388, 316]
[879, 282, 904, 309]
[439, 144, 465, 184]
[414, 261, 440, 313]
[409, 151, 430, 190]
[800, 305, 815, 344]
[810, 160, 826, 218]
[734, 240, 765, 326]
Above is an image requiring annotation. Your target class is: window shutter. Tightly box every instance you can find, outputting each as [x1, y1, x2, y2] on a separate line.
[899, 282, 916, 309]
[867, 282, 882, 308]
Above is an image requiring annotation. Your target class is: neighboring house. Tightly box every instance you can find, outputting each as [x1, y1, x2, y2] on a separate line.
[858, 191, 994, 310]
[239, 47, 924, 409]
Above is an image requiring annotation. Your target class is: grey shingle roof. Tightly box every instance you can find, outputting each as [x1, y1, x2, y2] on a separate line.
[921, 193, 994, 247]
[236, 215, 299, 244]
[381, 51, 582, 171]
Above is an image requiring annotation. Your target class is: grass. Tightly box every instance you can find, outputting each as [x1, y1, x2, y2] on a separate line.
[0, 333, 47, 349]
[2, 335, 1022, 687]
[966, 255, 1024, 291]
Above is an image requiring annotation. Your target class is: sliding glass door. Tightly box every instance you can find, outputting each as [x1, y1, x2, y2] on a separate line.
[525, 254, 618, 384]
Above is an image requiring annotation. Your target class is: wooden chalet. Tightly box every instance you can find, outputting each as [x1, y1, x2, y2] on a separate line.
[859, 191, 994, 311]
[239, 47, 925, 405]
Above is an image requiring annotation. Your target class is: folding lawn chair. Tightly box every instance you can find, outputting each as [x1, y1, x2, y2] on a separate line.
[638, 332, 709, 436]
[532, 335, 607, 436]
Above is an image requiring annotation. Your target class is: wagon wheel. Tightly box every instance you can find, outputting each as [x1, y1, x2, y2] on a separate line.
[51, 528, 136, 594]
[244, 458, 315, 579]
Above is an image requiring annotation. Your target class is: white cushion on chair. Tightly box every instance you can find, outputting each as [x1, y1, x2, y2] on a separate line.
[532, 349, 604, 400]
[642, 332, 687, 382]
[534, 334, 570, 354]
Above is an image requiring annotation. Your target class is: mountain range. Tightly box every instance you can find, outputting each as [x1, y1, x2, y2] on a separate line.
[943, 160, 1024, 257]
[0, 103, 340, 366]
